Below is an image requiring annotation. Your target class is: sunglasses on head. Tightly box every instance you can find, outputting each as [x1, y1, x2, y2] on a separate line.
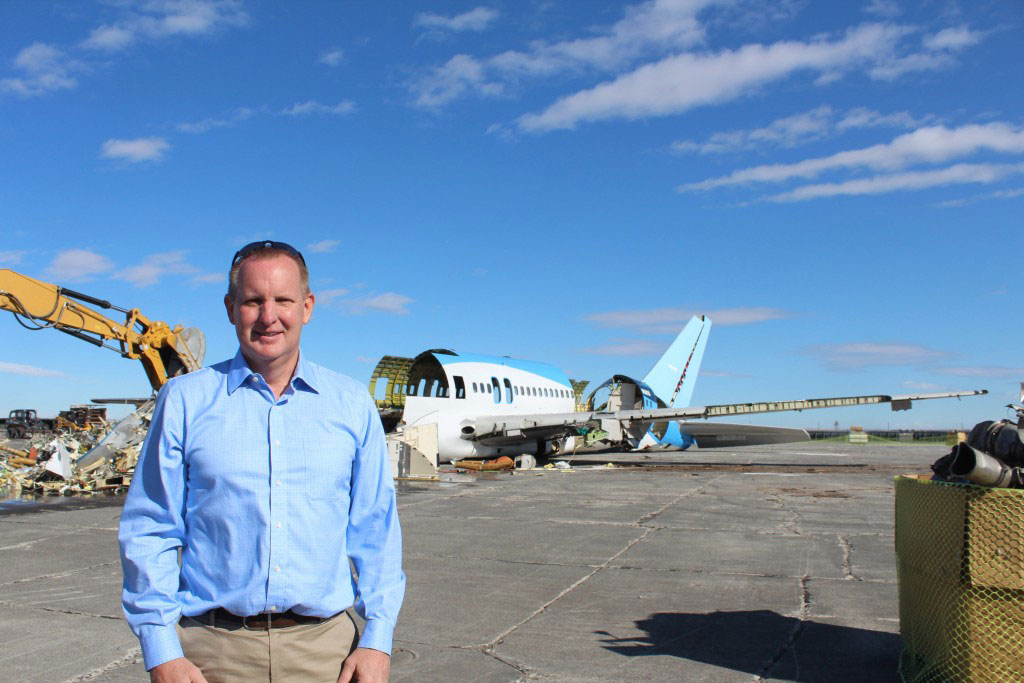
[231, 241, 306, 268]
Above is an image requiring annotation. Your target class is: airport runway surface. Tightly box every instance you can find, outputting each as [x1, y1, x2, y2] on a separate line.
[0, 441, 942, 681]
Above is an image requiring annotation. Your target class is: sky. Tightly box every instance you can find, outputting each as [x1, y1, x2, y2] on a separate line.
[1, 0, 1021, 431]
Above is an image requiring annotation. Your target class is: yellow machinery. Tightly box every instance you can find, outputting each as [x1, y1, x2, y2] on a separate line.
[0, 268, 205, 392]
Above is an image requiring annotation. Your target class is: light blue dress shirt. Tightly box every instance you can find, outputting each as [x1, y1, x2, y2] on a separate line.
[118, 350, 405, 671]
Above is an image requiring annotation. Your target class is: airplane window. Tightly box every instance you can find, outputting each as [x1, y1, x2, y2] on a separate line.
[532, 387, 537, 396]
[472, 382, 477, 393]
[454, 376, 466, 399]
[491, 377, 500, 404]
[503, 378, 513, 404]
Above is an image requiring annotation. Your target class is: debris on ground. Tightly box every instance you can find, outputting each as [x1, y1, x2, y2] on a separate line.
[453, 455, 515, 471]
[0, 401, 154, 496]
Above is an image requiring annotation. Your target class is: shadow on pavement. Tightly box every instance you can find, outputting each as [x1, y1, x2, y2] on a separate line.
[597, 609, 901, 681]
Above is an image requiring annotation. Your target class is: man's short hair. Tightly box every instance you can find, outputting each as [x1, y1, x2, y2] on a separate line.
[227, 242, 310, 300]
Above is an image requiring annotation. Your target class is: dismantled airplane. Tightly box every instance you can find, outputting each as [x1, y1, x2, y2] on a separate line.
[370, 316, 988, 463]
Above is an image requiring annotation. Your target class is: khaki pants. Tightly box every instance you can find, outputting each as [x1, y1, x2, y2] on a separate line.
[176, 612, 359, 682]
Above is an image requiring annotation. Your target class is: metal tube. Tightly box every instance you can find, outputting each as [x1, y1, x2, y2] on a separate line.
[949, 443, 1023, 487]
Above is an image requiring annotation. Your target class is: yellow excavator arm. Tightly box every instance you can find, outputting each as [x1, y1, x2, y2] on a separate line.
[0, 268, 205, 392]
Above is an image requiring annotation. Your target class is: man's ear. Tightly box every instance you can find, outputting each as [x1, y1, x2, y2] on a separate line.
[224, 294, 235, 325]
[302, 292, 315, 324]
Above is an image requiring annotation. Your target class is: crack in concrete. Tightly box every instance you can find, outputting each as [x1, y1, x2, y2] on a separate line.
[765, 493, 805, 537]
[0, 561, 120, 588]
[838, 534, 861, 581]
[0, 597, 122, 620]
[404, 549, 600, 569]
[60, 647, 141, 682]
[403, 512, 639, 528]
[474, 475, 726, 661]
[755, 575, 811, 681]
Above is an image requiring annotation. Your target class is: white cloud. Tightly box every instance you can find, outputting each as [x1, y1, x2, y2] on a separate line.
[282, 100, 356, 116]
[674, 105, 928, 155]
[307, 239, 340, 253]
[923, 26, 983, 51]
[673, 105, 833, 154]
[319, 49, 344, 67]
[808, 342, 952, 370]
[700, 370, 748, 378]
[82, 0, 249, 52]
[100, 137, 171, 163]
[0, 250, 27, 265]
[868, 24, 984, 81]
[46, 249, 114, 282]
[415, 7, 499, 33]
[581, 339, 670, 356]
[176, 107, 254, 133]
[0, 43, 77, 97]
[680, 123, 1024, 191]
[863, 0, 902, 18]
[934, 186, 1024, 208]
[412, 0, 717, 109]
[315, 288, 350, 306]
[936, 366, 1024, 378]
[835, 107, 925, 131]
[901, 380, 944, 392]
[412, 55, 502, 109]
[767, 162, 1024, 202]
[585, 306, 789, 333]
[345, 293, 413, 315]
[116, 250, 198, 287]
[191, 272, 224, 285]
[517, 23, 911, 132]
[0, 361, 64, 378]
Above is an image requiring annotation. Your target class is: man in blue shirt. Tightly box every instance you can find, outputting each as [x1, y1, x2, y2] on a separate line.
[119, 241, 405, 683]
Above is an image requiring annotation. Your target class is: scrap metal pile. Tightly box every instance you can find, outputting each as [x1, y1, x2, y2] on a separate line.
[931, 404, 1024, 488]
[0, 401, 154, 496]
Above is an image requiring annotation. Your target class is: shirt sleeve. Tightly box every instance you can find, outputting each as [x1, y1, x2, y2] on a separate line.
[117, 383, 188, 671]
[347, 391, 406, 654]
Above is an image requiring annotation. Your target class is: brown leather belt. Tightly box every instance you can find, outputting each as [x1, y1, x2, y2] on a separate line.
[196, 607, 332, 630]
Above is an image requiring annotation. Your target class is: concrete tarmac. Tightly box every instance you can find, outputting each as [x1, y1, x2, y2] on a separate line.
[0, 441, 943, 681]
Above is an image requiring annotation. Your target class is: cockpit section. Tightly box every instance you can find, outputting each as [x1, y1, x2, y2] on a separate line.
[406, 350, 453, 398]
[369, 350, 457, 433]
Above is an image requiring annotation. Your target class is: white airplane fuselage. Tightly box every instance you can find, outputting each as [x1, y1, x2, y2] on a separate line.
[401, 356, 575, 460]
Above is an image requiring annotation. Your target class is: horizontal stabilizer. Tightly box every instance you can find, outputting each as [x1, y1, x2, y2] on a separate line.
[679, 422, 810, 449]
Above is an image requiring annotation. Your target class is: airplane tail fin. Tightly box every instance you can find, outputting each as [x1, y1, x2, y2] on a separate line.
[642, 315, 711, 408]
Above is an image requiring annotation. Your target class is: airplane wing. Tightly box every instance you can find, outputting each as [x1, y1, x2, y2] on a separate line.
[459, 389, 988, 445]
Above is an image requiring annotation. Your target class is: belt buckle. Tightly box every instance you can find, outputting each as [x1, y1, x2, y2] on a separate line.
[241, 613, 272, 631]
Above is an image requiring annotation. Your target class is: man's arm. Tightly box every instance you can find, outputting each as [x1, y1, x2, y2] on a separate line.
[118, 383, 191, 671]
[346, 391, 406, 656]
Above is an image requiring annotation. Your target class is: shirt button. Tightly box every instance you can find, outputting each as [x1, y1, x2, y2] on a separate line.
[274, 440, 281, 446]
[275, 566, 281, 573]
[275, 522, 282, 529]
[275, 479, 282, 487]
[250, 376, 257, 382]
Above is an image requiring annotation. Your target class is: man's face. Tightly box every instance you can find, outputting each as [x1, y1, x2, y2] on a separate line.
[224, 254, 314, 372]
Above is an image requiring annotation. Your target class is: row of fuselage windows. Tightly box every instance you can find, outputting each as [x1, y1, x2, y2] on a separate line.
[470, 381, 571, 399]
[405, 375, 571, 403]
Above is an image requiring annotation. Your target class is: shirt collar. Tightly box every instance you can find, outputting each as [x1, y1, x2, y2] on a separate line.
[226, 349, 319, 395]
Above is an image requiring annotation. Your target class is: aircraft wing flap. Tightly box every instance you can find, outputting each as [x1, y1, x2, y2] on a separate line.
[612, 389, 988, 423]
